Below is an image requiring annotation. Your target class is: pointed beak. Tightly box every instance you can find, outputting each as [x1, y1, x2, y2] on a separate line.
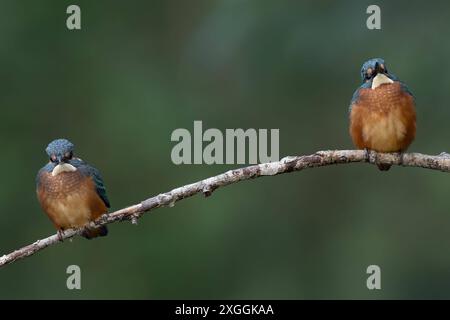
[375, 62, 385, 74]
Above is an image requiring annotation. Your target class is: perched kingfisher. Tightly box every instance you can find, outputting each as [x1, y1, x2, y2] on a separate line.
[349, 58, 416, 170]
[36, 139, 110, 239]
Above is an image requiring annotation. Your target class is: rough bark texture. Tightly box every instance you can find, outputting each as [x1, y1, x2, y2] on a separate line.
[1, 150, 450, 268]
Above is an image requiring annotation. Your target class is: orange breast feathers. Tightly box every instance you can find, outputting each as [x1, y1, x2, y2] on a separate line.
[36, 171, 108, 230]
[349, 82, 416, 152]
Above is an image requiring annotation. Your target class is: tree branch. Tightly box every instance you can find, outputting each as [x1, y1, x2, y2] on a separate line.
[1, 149, 450, 268]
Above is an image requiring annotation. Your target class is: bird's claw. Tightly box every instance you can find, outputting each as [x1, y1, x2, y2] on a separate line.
[397, 152, 405, 166]
[81, 227, 90, 239]
[365, 148, 391, 170]
[364, 148, 378, 164]
[364, 148, 371, 162]
[57, 230, 65, 242]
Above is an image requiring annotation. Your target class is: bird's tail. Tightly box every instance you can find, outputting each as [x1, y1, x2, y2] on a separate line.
[81, 225, 108, 239]
[377, 163, 391, 171]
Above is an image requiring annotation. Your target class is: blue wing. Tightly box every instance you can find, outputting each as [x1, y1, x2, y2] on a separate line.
[72, 158, 110, 208]
[349, 81, 371, 115]
[35, 162, 55, 186]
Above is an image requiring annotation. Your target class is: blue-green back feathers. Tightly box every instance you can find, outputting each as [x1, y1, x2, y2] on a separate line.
[75, 158, 111, 208]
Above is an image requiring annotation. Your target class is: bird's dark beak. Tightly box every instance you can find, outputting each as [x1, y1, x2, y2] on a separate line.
[375, 62, 385, 74]
[56, 155, 63, 164]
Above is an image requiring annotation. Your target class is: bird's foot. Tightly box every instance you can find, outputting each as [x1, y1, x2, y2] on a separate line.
[57, 230, 65, 242]
[364, 148, 379, 164]
[365, 148, 391, 171]
[376, 152, 391, 171]
[81, 227, 90, 239]
[364, 148, 372, 162]
[397, 152, 405, 166]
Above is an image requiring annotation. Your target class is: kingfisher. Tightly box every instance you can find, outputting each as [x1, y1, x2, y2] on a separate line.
[36, 139, 110, 239]
[349, 58, 416, 170]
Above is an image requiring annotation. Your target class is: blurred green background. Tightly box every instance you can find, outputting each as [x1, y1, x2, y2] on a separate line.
[1, 0, 450, 299]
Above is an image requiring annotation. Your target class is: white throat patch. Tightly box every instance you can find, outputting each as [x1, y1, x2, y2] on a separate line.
[371, 73, 394, 89]
[52, 163, 77, 176]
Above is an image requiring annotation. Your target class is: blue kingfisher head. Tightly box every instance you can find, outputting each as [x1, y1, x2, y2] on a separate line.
[45, 139, 77, 176]
[360, 58, 395, 89]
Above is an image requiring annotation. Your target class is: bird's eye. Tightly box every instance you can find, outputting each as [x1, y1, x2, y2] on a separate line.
[50, 155, 57, 163]
[365, 68, 373, 79]
[63, 151, 73, 161]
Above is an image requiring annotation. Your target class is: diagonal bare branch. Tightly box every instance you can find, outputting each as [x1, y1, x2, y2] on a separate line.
[1, 149, 450, 268]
